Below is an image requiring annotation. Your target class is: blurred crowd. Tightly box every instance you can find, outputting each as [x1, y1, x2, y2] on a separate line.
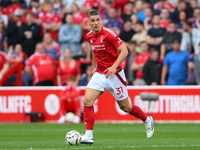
[1, 0, 200, 86]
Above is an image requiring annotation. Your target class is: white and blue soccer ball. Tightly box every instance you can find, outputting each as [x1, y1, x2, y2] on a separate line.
[65, 130, 81, 146]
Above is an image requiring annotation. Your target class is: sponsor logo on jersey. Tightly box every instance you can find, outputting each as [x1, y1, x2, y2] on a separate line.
[119, 95, 124, 99]
[91, 45, 105, 51]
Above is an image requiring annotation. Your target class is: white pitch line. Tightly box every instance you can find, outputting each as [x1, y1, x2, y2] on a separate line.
[1, 145, 200, 150]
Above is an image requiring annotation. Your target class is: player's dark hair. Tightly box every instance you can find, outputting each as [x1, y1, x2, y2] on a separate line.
[88, 10, 100, 18]
[153, 14, 160, 18]
[140, 41, 148, 46]
[124, 18, 132, 23]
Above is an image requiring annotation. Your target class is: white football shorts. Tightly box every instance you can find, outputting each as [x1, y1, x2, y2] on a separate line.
[86, 69, 128, 101]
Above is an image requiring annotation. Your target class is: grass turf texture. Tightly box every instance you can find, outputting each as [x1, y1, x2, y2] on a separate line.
[0, 123, 199, 150]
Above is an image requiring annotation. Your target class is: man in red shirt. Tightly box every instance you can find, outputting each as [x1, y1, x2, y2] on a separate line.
[25, 43, 55, 86]
[5, 0, 21, 22]
[0, 51, 9, 80]
[42, 2, 62, 40]
[131, 41, 150, 85]
[81, 0, 101, 13]
[80, 10, 154, 144]
[57, 76, 82, 124]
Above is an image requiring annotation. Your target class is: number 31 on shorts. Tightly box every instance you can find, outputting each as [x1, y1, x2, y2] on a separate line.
[116, 86, 123, 95]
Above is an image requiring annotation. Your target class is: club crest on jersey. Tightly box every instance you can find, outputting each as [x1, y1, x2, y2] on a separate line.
[100, 36, 103, 43]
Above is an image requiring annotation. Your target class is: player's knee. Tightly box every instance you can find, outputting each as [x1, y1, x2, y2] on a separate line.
[83, 98, 93, 106]
[119, 105, 130, 113]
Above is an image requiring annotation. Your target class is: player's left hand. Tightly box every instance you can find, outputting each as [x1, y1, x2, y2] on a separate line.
[104, 66, 116, 79]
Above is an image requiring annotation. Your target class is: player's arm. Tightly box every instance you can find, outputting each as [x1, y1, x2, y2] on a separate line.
[131, 62, 144, 71]
[105, 43, 129, 79]
[91, 45, 96, 74]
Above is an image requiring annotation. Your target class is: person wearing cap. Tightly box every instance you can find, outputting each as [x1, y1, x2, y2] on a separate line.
[5, 0, 21, 22]
[21, 3, 28, 23]
[161, 39, 192, 85]
[6, 8, 23, 47]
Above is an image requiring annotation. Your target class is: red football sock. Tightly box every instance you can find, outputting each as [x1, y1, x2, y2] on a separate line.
[130, 104, 147, 122]
[84, 106, 95, 130]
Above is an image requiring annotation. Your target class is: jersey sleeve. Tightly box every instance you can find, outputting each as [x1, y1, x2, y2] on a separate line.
[26, 56, 35, 66]
[107, 29, 123, 49]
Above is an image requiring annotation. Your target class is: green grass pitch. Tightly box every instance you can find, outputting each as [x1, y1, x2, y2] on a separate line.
[0, 123, 199, 150]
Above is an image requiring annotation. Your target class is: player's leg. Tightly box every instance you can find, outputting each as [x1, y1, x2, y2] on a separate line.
[117, 97, 154, 138]
[81, 88, 103, 144]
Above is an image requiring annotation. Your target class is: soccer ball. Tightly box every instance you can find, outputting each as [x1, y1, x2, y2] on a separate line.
[65, 130, 81, 146]
[65, 112, 75, 122]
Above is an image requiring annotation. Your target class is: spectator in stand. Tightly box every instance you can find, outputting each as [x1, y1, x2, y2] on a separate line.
[57, 48, 81, 86]
[7, 44, 31, 86]
[6, 9, 23, 47]
[143, 7, 153, 30]
[121, 2, 134, 22]
[30, 0, 46, 24]
[81, 0, 101, 13]
[161, 39, 191, 85]
[192, 7, 200, 29]
[21, 3, 29, 23]
[0, 19, 8, 53]
[194, 43, 200, 85]
[188, 0, 198, 20]
[176, 10, 187, 34]
[42, 2, 62, 40]
[0, 11, 8, 28]
[70, 2, 87, 25]
[131, 41, 150, 85]
[146, 14, 166, 53]
[181, 21, 200, 54]
[154, 0, 175, 12]
[5, 0, 21, 22]
[79, 64, 93, 86]
[59, 13, 81, 56]
[143, 49, 162, 85]
[160, 21, 182, 59]
[105, 7, 124, 35]
[130, 14, 139, 30]
[0, 51, 9, 81]
[132, 21, 147, 53]
[19, 13, 40, 57]
[53, 0, 64, 16]
[43, 33, 60, 60]
[160, 8, 170, 29]
[25, 43, 55, 86]
[127, 40, 137, 85]
[58, 76, 82, 124]
[100, 0, 112, 25]
[135, 0, 145, 21]
[119, 19, 135, 46]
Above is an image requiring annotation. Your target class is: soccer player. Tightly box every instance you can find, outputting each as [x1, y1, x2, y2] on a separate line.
[80, 10, 154, 144]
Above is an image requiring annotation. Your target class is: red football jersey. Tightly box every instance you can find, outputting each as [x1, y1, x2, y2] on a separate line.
[42, 13, 62, 40]
[134, 52, 150, 79]
[85, 27, 123, 74]
[73, 12, 87, 25]
[0, 51, 8, 71]
[60, 85, 80, 101]
[12, 51, 27, 70]
[83, 0, 101, 9]
[57, 60, 81, 85]
[5, 4, 21, 16]
[26, 53, 54, 84]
